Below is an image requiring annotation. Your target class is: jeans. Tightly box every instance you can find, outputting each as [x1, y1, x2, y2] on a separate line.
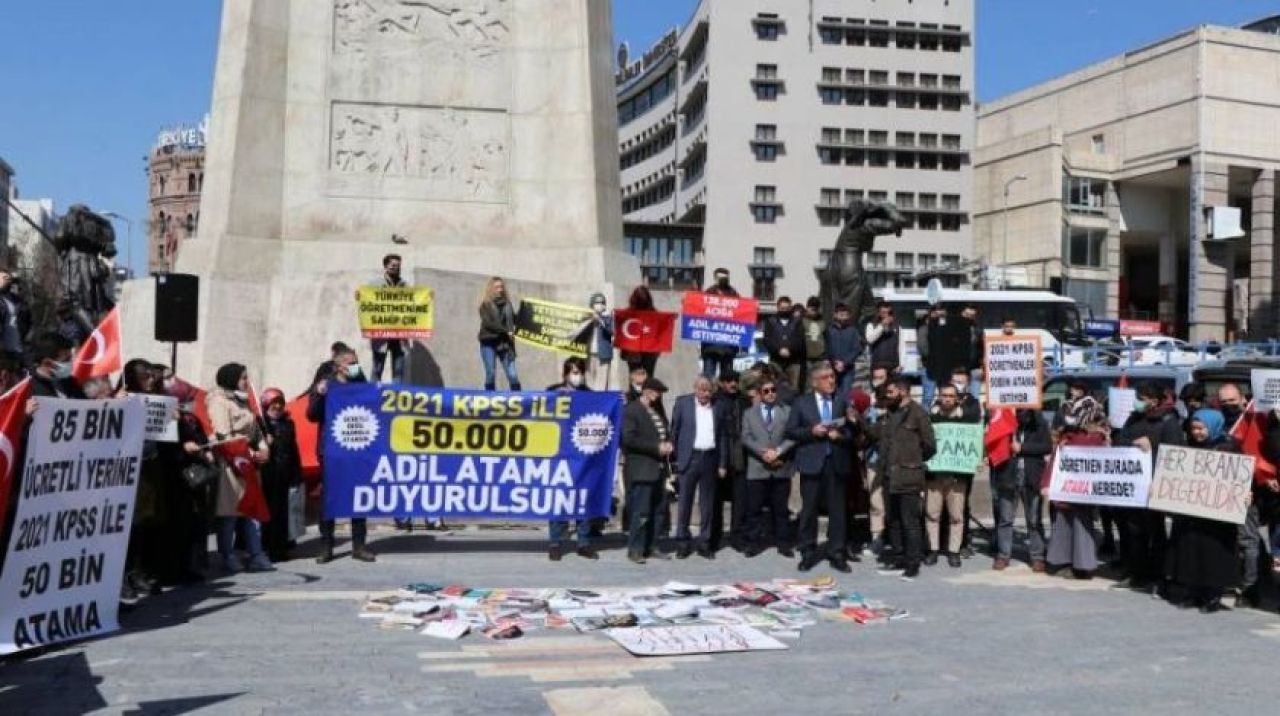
[549, 520, 590, 547]
[995, 486, 1046, 561]
[626, 481, 667, 556]
[216, 517, 265, 561]
[888, 492, 925, 567]
[320, 517, 367, 550]
[371, 345, 405, 384]
[480, 343, 520, 390]
[921, 375, 937, 410]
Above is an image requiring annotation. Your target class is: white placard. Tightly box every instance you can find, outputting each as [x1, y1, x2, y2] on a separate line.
[605, 624, 788, 657]
[1148, 445, 1254, 525]
[0, 398, 145, 654]
[1107, 388, 1136, 429]
[1048, 445, 1152, 508]
[984, 334, 1043, 409]
[139, 395, 178, 443]
[1251, 369, 1280, 413]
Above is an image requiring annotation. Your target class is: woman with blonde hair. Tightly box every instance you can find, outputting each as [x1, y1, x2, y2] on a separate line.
[477, 276, 521, 391]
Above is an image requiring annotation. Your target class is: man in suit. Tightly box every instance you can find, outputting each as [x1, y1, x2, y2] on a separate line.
[621, 378, 674, 564]
[785, 363, 857, 572]
[764, 296, 807, 391]
[670, 376, 726, 559]
[740, 376, 796, 557]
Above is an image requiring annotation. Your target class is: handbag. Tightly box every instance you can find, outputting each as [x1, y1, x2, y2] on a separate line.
[181, 461, 219, 491]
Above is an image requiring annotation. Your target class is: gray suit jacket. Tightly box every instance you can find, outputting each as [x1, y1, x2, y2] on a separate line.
[741, 403, 796, 480]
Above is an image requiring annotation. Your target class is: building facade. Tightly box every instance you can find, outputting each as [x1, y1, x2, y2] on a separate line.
[6, 197, 58, 276]
[975, 17, 1280, 342]
[146, 117, 207, 274]
[0, 157, 13, 252]
[616, 0, 975, 300]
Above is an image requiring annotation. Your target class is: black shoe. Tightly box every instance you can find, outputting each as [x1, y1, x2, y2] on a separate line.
[947, 554, 962, 568]
[676, 545, 692, 559]
[627, 552, 647, 564]
[959, 546, 975, 559]
[315, 548, 335, 565]
[352, 548, 377, 563]
[1200, 600, 1229, 614]
[903, 563, 921, 579]
[576, 545, 599, 560]
[798, 554, 821, 572]
[743, 546, 763, 558]
[829, 557, 852, 573]
[696, 545, 715, 560]
[923, 551, 939, 566]
[648, 550, 674, 561]
[846, 547, 863, 563]
[120, 581, 140, 603]
[1236, 587, 1260, 609]
[549, 545, 564, 562]
[777, 546, 795, 558]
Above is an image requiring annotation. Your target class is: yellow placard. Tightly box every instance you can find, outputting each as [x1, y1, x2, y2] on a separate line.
[358, 286, 434, 340]
[389, 416, 561, 457]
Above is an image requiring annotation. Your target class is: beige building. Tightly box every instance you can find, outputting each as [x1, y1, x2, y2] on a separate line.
[146, 117, 206, 274]
[975, 16, 1280, 341]
[617, 0, 975, 300]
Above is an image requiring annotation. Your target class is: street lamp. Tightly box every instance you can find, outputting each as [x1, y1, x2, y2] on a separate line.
[1001, 174, 1028, 288]
[101, 212, 133, 279]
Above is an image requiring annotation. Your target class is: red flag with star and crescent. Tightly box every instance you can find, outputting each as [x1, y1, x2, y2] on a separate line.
[214, 437, 271, 523]
[613, 310, 677, 354]
[1229, 400, 1278, 487]
[0, 378, 33, 539]
[72, 307, 122, 384]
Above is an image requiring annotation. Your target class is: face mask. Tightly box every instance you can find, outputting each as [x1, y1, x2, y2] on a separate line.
[234, 390, 249, 401]
[568, 373, 583, 387]
[953, 381, 967, 392]
[346, 364, 362, 380]
[717, 277, 729, 287]
[1132, 399, 1148, 414]
[592, 303, 606, 314]
[52, 361, 72, 380]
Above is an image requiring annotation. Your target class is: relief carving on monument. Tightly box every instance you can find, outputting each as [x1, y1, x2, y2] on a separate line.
[330, 103, 509, 202]
[334, 0, 510, 61]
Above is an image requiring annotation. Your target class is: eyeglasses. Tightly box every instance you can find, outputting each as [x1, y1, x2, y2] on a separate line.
[760, 387, 776, 394]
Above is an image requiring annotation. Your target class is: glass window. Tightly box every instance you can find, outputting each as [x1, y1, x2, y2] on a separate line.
[846, 69, 865, 84]
[895, 192, 914, 209]
[918, 254, 937, 270]
[820, 27, 842, 44]
[867, 251, 887, 269]
[1065, 226, 1107, 267]
[753, 144, 777, 161]
[868, 130, 888, 146]
[868, 190, 888, 202]
[895, 132, 914, 147]
[754, 185, 776, 203]
[1091, 134, 1106, 154]
[896, 72, 915, 87]
[756, 22, 780, 41]
[756, 64, 778, 79]
[895, 253, 914, 270]
[756, 124, 777, 140]
[869, 70, 889, 86]
[820, 188, 842, 205]
[1063, 175, 1107, 213]
[756, 84, 779, 101]
[820, 88, 844, 105]
[822, 66, 842, 83]
[753, 206, 778, 223]
[753, 246, 776, 264]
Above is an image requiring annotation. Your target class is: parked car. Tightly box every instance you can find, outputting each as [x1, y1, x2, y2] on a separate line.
[1122, 335, 1203, 366]
[1190, 356, 1280, 401]
[1040, 366, 1193, 427]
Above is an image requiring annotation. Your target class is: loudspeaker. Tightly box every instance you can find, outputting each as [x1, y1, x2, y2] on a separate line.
[155, 273, 199, 343]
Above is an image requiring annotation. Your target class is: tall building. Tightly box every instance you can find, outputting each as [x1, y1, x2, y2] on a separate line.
[146, 115, 207, 274]
[616, 0, 975, 300]
[6, 196, 58, 277]
[975, 16, 1280, 342]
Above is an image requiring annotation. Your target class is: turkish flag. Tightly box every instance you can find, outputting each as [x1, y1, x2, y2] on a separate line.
[614, 310, 676, 354]
[985, 408, 1017, 469]
[215, 437, 271, 523]
[0, 378, 32, 539]
[1230, 401, 1277, 487]
[190, 387, 213, 435]
[286, 393, 321, 484]
[72, 307, 123, 385]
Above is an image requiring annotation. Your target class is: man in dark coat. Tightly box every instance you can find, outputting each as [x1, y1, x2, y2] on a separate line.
[307, 346, 375, 564]
[785, 363, 857, 572]
[870, 377, 936, 579]
[824, 302, 862, 398]
[863, 302, 900, 373]
[711, 371, 750, 552]
[920, 307, 973, 409]
[622, 378, 674, 563]
[764, 296, 807, 390]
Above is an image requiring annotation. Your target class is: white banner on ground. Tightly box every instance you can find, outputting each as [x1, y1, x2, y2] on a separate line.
[0, 398, 145, 655]
[139, 395, 178, 443]
[605, 624, 788, 656]
[1048, 445, 1152, 508]
[1148, 445, 1254, 525]
[1250, 369, 1280, 413]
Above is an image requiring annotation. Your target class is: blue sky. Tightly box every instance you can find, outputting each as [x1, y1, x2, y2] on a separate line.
[1, 1, 1275, 276]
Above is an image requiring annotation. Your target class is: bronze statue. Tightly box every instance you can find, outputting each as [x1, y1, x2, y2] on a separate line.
[820, 199, 908, 326]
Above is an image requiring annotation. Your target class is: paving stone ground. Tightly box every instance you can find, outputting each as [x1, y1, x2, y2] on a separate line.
[1, 523, 1278, 715]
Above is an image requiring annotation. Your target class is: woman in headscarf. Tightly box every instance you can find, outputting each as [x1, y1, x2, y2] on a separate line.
[259, 387, 302, 562]
[1166, 409, 1240, 613]
[1043, 394, 1107, 579]
[117, 359, 167, 599]
[168, 375, 215, 581]
[477, 276, 521, 391]
[206, 362, 274, 573]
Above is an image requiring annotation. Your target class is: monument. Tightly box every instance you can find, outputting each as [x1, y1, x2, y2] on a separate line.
[821, 200, 909, 327]
[119, 0, 638, 392]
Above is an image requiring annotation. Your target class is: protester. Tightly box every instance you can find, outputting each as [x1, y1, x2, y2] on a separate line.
[308, 347, 376, 563]
[924, 384, 976, 568]
[711, 370, 749, 552]
[586, 293, 614, 391]
[921, 305, 970, 408]
[207, 362, 275, 573]
[740, 377, 795, 558]
[670, 376, 726, 559]
[991, 408, 1051, 571]
[1000, 316, 1017, 336]
[1112, 380, 1183, 593]
[358, 254, 410, 383]
[864, 302, 900, 373]
[313, 341, 353, 385]
[117, 359, 168, 598]
[825, 302, 861, 398]
[871, 377, 936, 579]
[260, 387, 302, 562]
[0, 268, 31, 359]
[54, 298, 91, 348]
[1238, 383, 1276, 609]
[545, 357, 598, 561]
[622, 378, 674, 563]
[477, 276, 521, 391]
[28, 333, 84, 398]
[786, 363, 856, 573]
[802, 296, 826, 385]
[764, 296, 806, 390]
[1044, 395, 1107, 579]
[170, 376, 215, 579]
[620, 285, 660, 376]
[858, 382, 887, 557]
[961, 304, 983, 399]
[700, 268, 740, 379]
[1165, 409, 1239, 612]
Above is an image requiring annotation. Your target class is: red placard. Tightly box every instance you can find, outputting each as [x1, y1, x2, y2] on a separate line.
[681, 292, 759, 324]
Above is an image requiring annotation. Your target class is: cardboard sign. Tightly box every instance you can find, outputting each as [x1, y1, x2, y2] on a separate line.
[1251, 369, 1280, 413]
[1148, 445, 1253, 525]
[1048, 445, 1152, 508]
[513, 298, 594, 357]
[680, 292, 759, 349]
[357, 286, 434, 340]
[984, 334, 1043, 409]
[926, 423, 984, 474]
[0, 398, 146, 654]
[1107, 387, 1136, 429]
[140, 395, 178, 443]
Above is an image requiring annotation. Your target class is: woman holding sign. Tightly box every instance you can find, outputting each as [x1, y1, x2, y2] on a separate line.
[1165, 409, 1240, 613]
[1043, 395, 1107, 579]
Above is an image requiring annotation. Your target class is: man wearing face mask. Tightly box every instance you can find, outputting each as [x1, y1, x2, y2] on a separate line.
[308, 347, 375, 563]
[544, 357, 598, 560]
[586, 293, 614, 391]
[764, 296, 807, 391]
[699, 268, 741, 379]
[1112, 381, 1183, 594]
[28, 333, 85, 398]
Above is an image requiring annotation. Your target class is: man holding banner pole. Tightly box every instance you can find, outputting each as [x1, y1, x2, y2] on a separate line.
[308, 347, 375, 564]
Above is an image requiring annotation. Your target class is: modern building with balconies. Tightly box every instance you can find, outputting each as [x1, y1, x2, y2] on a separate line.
[615, 0, 975, 300]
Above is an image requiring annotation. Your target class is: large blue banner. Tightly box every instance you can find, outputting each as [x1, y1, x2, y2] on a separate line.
[322, 384, 622, 520]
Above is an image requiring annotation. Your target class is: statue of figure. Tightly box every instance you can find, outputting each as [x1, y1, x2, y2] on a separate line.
[54, 205, 117, 325]
[820, 199, 909, 327]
